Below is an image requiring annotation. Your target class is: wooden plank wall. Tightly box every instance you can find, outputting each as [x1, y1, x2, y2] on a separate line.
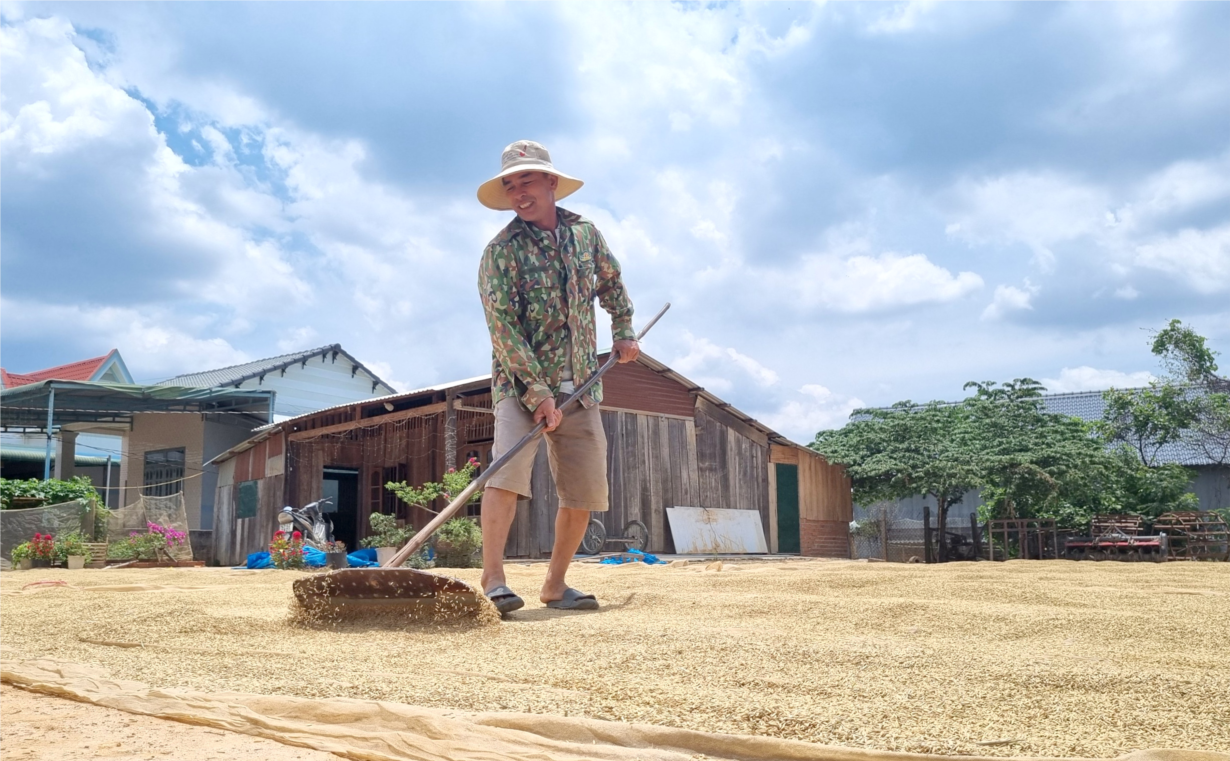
[797, 448, 852, 522]
[503, 405, 768, 557]
[213, 475, 284, 566]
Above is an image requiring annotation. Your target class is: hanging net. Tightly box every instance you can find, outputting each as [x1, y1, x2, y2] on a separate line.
[107, 493, 194, 561]
[0, 500, 91, 561]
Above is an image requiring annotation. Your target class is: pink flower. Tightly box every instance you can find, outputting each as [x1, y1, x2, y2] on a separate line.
[448, 467, 456, 474]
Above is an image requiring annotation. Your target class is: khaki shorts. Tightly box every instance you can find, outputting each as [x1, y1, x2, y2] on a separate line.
[486, 397, 609, 512]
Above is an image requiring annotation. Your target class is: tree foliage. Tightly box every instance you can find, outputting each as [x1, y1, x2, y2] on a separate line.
[962, 379, 1105, 523]
[0, 477, 100, 509]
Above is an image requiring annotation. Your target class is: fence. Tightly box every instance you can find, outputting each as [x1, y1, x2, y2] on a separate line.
[850, 505, 985, 563]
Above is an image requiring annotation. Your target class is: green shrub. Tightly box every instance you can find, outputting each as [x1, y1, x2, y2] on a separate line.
[10, 542, 32, 563]
[54, 531, 92, 562]
[360, 512, 417, 549]
[433, 517, 482, 568]
[0, 477, 100, 509]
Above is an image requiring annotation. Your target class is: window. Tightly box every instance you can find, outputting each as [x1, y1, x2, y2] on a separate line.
[143, 448, 185, 497]
[237, 480, 259, 519]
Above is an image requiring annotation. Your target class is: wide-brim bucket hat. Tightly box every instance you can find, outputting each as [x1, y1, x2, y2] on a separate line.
[477, 140, 583, 211]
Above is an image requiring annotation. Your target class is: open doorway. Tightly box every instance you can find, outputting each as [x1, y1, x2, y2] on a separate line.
[322, 468, 359, 550]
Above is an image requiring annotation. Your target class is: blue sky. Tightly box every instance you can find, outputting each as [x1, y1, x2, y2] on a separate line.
[2, 2, 1228, 441]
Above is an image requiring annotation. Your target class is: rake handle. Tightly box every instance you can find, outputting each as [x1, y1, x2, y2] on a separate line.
[383, 303, 670, 568]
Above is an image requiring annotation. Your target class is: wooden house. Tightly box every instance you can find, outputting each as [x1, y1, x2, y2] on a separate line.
[207, 353, 852, 566]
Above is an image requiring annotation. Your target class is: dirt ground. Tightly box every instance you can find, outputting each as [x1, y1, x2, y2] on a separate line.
[2, 558, 1228, 759]
[0, 683, 343, 760]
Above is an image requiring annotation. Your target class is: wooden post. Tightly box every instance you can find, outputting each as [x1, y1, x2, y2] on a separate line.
[923, 505, 932, 564]
[444, 393, 457, 471]
[880, 511, 890, 562]
[970, 512, 981, 561]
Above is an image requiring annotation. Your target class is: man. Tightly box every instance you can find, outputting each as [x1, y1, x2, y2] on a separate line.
[475, 140, 639, 614]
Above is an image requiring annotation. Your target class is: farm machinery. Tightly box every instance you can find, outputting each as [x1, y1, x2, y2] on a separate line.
[1064, 515, 1169, 562]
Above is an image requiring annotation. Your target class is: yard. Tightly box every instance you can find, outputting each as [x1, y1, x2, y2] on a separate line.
[2, 559, 1228, 760]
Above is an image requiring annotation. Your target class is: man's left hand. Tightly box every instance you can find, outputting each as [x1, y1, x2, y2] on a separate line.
[613, 339, 640, 364]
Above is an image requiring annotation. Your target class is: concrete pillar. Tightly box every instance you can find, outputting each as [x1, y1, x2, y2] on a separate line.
[54, 431, 78, 481]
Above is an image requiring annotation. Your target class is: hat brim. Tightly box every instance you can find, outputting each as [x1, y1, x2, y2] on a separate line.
[477, 163, 584, 211]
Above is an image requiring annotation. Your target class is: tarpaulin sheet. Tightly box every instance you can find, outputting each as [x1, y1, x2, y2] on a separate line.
[3, 659, 1226, 761]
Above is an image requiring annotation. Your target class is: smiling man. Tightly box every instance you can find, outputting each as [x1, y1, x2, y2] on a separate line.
[475, 140, 639, 615]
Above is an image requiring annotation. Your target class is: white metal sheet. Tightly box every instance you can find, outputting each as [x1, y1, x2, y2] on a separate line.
[665, 506, 769, 554]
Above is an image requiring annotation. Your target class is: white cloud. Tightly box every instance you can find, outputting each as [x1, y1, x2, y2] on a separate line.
[981, 281, 1039, 321]
[1114, 285, 1139, 300]
[867, 2, 939, 35]
[760, 384, 865, 441]
[946, 171, 1111, 269]
[671, 333, 779, 394]
[1041, 366, 1156, 394]
[794, 251, 984, 313]
[0, 299, 249, 380]
[1135, 225, 1230, 294]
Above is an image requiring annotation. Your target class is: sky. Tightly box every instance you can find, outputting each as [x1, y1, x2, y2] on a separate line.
[2, 2, 1228, 443]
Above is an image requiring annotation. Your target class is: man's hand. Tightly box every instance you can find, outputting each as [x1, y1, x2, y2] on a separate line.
[534, 397, 564, 432]
[613, 339, 640, 364]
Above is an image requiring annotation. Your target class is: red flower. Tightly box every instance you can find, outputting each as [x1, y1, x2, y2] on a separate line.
[34, 533, 42, 540]
[291, 530, 302, 540]
[274, 530, 285, 539]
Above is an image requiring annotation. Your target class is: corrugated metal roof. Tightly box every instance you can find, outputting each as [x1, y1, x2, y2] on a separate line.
[157, 344, 394, 393]
[210, 354, 812, 464]
[0, 445, 115, 467]
[251, 374, 492, 433]
[1040, 389, 1217, 467]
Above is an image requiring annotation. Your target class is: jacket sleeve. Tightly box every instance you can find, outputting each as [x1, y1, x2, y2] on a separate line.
[593, 230, 636, 342]
[478, 244, 554, 411]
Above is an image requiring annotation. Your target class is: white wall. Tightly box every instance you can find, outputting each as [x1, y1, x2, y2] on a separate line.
[231, 353, 392, 419]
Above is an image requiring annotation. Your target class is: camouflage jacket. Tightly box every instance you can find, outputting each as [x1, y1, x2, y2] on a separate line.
[478, 208, 635, 412]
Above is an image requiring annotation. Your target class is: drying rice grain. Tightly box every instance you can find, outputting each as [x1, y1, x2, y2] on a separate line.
[2, 559, 1227, 758]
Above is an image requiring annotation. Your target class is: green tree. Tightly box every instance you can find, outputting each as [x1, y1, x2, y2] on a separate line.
[1098, 384, 1196, 467]
[1151, 319, 1230, 466]
[963, 379, 1106, 525]
[812, 401, 979, 559]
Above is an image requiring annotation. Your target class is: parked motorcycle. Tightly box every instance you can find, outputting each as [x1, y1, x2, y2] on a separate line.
[277, 498, 335, 550]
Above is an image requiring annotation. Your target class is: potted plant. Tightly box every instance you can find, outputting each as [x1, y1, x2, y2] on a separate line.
[321, 539, 348, 570]
[10, 542, 33, 570]
[269, 530, 306, 570]
[56, 531, 92, 570]
[433, 517, 483, 568]
[29, 533, 56, 568]
[361, 512, 417, 565]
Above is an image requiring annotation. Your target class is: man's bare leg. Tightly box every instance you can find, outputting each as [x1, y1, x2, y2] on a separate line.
[541, 506, 591, 602]
[479, 486, 519, 593]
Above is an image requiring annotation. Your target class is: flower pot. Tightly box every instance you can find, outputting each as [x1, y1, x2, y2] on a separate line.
[66, 555, 87, 571]
[376, 547, 398, 566]
[31, 558, 51, 568]
[326, 551, 349, 570]
[18, 559, 32, 571]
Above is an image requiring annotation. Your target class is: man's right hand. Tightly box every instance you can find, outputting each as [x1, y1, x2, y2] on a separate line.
[534, 397, 564, 432]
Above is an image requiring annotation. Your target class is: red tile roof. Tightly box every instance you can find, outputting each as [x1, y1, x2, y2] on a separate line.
[0, 351, 116, 389]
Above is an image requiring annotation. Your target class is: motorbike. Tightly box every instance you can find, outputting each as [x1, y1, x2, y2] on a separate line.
[277, 497, 335, 550]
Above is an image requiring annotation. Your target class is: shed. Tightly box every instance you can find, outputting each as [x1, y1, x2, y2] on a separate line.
[208, 353, 851, 565]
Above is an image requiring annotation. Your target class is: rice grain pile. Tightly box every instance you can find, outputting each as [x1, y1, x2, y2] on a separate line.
[2, 559, 1227, 758]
